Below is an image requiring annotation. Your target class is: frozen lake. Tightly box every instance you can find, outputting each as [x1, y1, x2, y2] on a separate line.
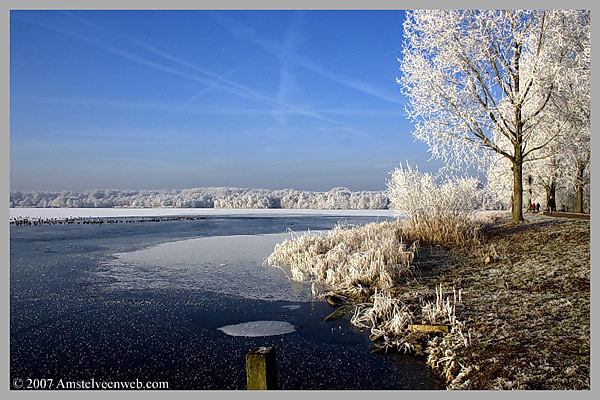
[10, 210, 442, 389]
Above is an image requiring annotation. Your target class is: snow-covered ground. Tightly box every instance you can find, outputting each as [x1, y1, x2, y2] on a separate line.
[10, 207, 399, 219]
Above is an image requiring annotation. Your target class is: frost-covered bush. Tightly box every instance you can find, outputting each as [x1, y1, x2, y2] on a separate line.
[387, 163, 479, 220]
[387, 163, 481, 244]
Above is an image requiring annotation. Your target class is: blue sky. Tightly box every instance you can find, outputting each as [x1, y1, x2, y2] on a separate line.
[10, 10, 443, 192]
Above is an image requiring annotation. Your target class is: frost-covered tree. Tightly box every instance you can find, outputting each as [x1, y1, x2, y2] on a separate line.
[552, 11, 591, 213]
[567, 128, 590, 213]
[399, 10, 590, 222]
[387, 162, 480, 220]
[485, 10, 591, 214]
[524, 10, 590, 213]
[555, 57, 591, 212]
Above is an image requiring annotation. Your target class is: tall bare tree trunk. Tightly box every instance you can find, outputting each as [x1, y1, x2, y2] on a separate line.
[576, 185, 584, 213]
[512, 45, 525, 224]
[512, 154, 524, 223]
[575, 164, 586, 213]
[545, 181, 556, 210]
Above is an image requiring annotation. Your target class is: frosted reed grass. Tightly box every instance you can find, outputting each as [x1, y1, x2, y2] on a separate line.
[265, 221, 418, 292]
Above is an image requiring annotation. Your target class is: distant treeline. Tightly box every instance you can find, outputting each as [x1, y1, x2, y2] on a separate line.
[10, 186, 509, 210]
[10, 187, 391, 209]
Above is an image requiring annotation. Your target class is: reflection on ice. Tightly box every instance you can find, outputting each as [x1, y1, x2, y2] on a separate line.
[217, 321, 296, 337]
[97, 233, 317, 302]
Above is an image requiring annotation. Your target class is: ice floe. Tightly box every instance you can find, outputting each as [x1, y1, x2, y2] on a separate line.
[217, 321, 296, 337]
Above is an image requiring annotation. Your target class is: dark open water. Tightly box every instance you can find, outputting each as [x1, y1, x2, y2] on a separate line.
[10, 214, 443, 390]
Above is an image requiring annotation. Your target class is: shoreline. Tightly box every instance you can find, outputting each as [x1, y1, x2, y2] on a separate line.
[346, 212, 590, 389]
[9, 207, 400, 219]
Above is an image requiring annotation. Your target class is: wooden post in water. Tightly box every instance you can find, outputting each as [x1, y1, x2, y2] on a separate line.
[246, 346, 278, 390]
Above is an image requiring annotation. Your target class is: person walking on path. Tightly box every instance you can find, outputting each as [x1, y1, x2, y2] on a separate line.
[548, 195, 557, 214]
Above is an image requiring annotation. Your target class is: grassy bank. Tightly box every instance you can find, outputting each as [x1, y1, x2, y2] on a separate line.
[266, 212, 590, 390]
[432, 213, 590, 389]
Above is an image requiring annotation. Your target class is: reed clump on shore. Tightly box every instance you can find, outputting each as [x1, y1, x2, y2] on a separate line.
[266, 211, 589, 390]
[265, 221, 419, 294]
[265, 212, 486, 385]
[265, 212, 486, 294]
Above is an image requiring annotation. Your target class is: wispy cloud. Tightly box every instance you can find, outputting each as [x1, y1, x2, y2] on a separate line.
[184, 64, 244, 103]
[13, 95, 402, 121]
[15, 15, 260, 103]
[309, 108, 404, 117]
[210, 11, 404, 106]
[122, 26, 368, 135]
[15, 12, 370, 138]
[12, 95, 284, 116]
[273, 12, 304, 125]
[65, 12, 250, 105]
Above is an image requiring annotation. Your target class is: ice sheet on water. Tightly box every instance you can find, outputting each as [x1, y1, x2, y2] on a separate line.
[96, 232, 317, 302]
[217, 321, 296, 337]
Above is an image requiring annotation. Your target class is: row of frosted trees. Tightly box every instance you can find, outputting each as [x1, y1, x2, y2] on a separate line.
[10, 187, 390, 210]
